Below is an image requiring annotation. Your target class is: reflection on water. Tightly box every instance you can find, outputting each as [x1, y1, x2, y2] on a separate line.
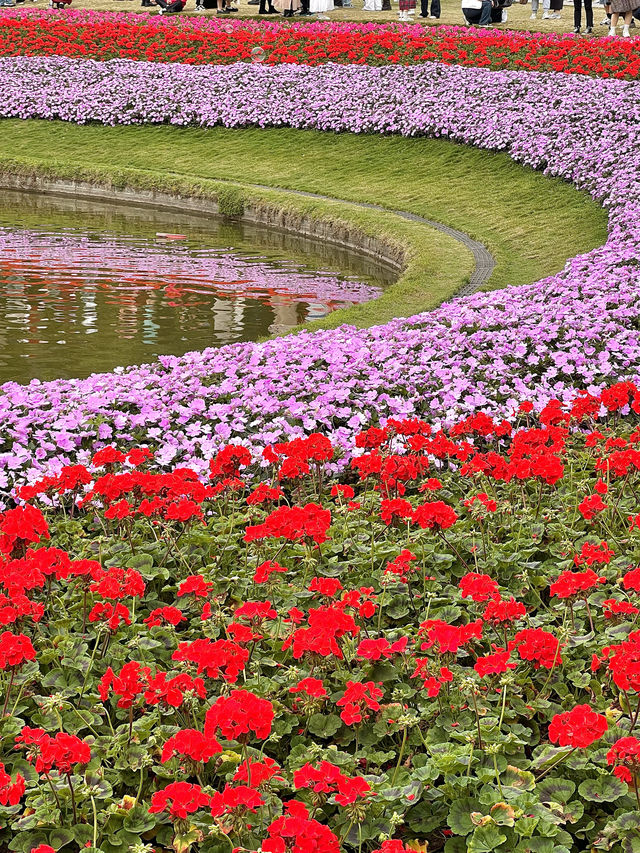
[0, 192, 392, 385]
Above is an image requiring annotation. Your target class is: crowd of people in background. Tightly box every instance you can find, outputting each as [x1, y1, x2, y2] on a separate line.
[0, 0, 637, 36]
[462, 0, 638, 33]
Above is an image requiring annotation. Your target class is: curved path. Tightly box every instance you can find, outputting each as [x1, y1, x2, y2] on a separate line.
[248, 180, 496, 299]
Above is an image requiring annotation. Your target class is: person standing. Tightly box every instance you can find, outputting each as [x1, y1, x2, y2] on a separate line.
[275, 0, 300, 13]
[543, 0, 562, 17]
[309, 0, 333, 15]
[461, 0, 492, 24]
[573, 0, 593, 31]
[420, 0, 440, 17]
[399, 0, 416, 19]
[609, 0, 634, 34]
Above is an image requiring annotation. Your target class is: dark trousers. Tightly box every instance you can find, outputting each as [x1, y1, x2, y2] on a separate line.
[420, 0, 440, 15]
[463, 0, 492, 24]
[573, 0, 593, 27]
[156, 0, 184, 9]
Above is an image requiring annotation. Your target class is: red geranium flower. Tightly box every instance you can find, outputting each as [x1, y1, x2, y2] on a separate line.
[148, 781, 211, 819]
[459, 572, 499, 603]
[548, 705, 607, 748]
[204, 690, 274, 742]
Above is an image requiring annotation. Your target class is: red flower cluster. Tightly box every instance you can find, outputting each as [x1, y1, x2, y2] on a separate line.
[550, 569, 606, 600]
[99, 661, 206, 708]
[204, 690, 274, 741]
[16, 727, 90, 774]
[172, 637, 249, 682]
[548, 705, 608, 748]
[263, 800, 340, 853]
[149, 780, 211, 819]
[514, 628, 563, 670]
[337, 680, 384, 725]
[161, 728, 222, 764]
[0, 762, 25, 806]
[294, 760, 373, 805]
[459, 572, 499, 603]
[244, 503, 331, 545]
[607, 736, 640, 783]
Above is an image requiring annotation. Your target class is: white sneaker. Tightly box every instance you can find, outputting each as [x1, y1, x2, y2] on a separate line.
[600, 16, 610, 24]
[608, 24, 616, 33]
[547, 12, 561, 17]
[622, 24, 630, 35]
[530, 11, 537, 17]
[542, 10, 550, 16]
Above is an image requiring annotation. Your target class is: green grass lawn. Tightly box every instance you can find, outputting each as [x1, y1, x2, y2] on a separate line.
[0, 120, 608, 330]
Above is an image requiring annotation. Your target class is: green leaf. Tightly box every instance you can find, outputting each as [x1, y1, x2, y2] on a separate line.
[123, 804, 157, 834]
[447, 798, 483, 836]
[444, 839, 468, 853]
[502, 765, 536, 797]
[307, 713, 342, 739]
[8, 832, 49, 853]
[467, 824, 508, 853]
[73, 826, 95, 845]
[531, 747, 573, 772]
[535, 778, 575, 804]
[49, 829, 75, 850]
[578, 774, 627, 802]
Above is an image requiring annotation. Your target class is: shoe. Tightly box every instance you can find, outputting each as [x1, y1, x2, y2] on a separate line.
[608, 24, 615, 33]
[217, 7, 230, 11]
[529, 11, 537, 17]
[542, 11, 550, 17]
[599, 15, 609, 23]
[584, 25, 592, 32]
[428, 13, 437, 16]
[547, 12, 560, 17]
[622, 24, 630, 35]
[572, 24, 579, 31]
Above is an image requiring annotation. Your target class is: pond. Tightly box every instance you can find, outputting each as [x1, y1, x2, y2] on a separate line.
[0, 191, 393, 385]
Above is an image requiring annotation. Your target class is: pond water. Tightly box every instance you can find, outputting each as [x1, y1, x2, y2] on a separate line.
[0, 192, 392, 385]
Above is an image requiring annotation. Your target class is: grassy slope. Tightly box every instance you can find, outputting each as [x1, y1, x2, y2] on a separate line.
[0, 120, 608, 330]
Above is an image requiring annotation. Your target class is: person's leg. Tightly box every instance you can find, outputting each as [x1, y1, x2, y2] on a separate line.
[430, 0, 440, 16]
[530, 0, 538, 15]
[622, 8, 632, 31]
[584, 0, 593, 26]
[479, 0, 492, 22]
[420, 0, 428, 16]
[573, 0, 582, 27]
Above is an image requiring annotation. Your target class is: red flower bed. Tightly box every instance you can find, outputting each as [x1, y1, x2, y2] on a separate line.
[1, 10, 640, 78]
[3, 381, 640, 851]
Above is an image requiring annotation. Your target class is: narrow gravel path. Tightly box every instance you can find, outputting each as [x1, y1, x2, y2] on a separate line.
[249, 181, 496, 298]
